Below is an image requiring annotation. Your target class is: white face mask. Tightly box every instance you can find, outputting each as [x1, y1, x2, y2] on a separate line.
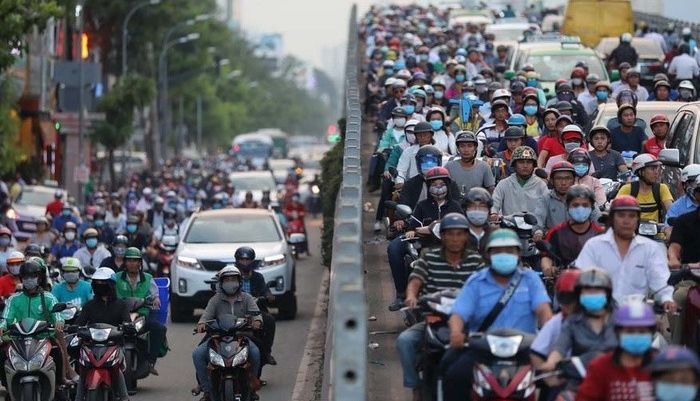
[64, 231, 76, 241]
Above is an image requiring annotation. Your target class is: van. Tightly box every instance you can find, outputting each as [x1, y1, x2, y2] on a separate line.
[562, 0, 633, 48]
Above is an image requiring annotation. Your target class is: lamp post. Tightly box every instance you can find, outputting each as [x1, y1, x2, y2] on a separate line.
[122, 0, 161, 75]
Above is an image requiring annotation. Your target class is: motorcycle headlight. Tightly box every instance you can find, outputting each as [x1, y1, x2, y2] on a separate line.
[28, 342, 52, 371]
[486, 334, 522, 358]
[90, 328, 111, 342]
[638, 222, 658, 236]
[8, 347, 28, 371]
[260, 254, 286, 267]
[177, 256, 202, 270]
[231, 346, 249, 367]
[62, 308, 77, 321]
[134, 316, 146, 332]
[209, 349, 225, 367]
[70, 336, 80, 347]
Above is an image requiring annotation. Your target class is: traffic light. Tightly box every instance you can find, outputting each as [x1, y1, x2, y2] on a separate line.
[81, 33, 89, 60]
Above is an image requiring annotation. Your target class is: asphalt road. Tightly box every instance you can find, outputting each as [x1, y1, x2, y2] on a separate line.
[134, 218, 325, 401]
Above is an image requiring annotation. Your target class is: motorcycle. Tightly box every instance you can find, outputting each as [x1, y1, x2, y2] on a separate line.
[499, 212, 540, 267]
[158, 234, 179, 277]
[3, 303, 67, 401]
[668, 266, 700, 352]
[121, 298, 152, 394]
[287, 217, 308, 259]
[75, 323, 124, 401]
[197, 315, 259, 401]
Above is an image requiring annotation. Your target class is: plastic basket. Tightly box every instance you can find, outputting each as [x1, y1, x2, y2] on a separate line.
[154, 277, 171, 325]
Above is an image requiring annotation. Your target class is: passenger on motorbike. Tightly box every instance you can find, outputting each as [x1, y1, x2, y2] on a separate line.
[444, 131, 495, 194]
[544, 125, 586, 173]
[568, 148, 606, 207]
[540, 185, 605, 276]
[100, 235, 129, 272]
[534, 161, 577, 237]
[616, 153, 673, 222]
[649, 346, 700, 401]
[588, 125, 629, 180]
[51, 257, 93, 308]
[193, 266, 262, 401]
[665, 164, 700, 225]
[491, 146, 549, 218]
[125, 215, 149, 251]
[396, 213, 484, 400]
[395, 122, 438, 187]
[52, 203, 80, 232]
[114, 247, 165, 375]
[462, 187, 492, 254]
[576, 302, 658, 401]
[443, 228, 552, 401]
[75, 267, 131, 401]
[0, 251, 23, 298]
[395, 145, 460, 212]
[30, 216, 56, 249]
[74, 228, 111, 272]
[51, 221, 80, 260]
[574, 196, 676, 311]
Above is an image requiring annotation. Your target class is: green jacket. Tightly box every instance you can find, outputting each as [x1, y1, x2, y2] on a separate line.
[1, 291, 63, 330]
[115, 271, 155, 317]
[378, 128, 404, 151]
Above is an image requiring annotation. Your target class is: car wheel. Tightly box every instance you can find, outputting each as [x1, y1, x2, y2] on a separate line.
[170, 295, 194, 323]
[276, 291, 297, 320]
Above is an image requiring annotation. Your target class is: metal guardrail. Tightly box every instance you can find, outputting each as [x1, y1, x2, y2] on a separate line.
[323, 4, 367, 401]
[634, 11, 700, 42]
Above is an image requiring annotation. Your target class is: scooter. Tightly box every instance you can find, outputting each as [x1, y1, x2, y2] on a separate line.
[287, 218, 308, 259]
[75, 323, 124, 401]
[158, 235, 179, 277]
[121, 298, 152, 395]
[668, 266, 700, 352]
[499, 212, 540, 267]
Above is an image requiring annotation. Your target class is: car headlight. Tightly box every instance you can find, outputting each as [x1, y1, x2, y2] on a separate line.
[134, 316, 145, 332]
[177, 256, 202, 270]
[209, 349, 225, 367]
[28, 342, 51, 370]
[260, 254, 286, 267]
[232, 346, 249, 367]
[9, 347, 28, 371]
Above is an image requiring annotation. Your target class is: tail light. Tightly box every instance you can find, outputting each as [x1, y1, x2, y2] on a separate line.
[648, 62, 664, 73]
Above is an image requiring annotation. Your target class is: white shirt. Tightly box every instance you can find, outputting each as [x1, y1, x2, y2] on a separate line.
[531, 313, 564, 357]
[574, 229, 673, 303]
[668, 53, 700, 80]
[395, 144, 422, 184]
[577, 91, 597, 115]
[432, 130, 456, 155]
[612, 83, 649, 102]
[73, 246, 112, 270]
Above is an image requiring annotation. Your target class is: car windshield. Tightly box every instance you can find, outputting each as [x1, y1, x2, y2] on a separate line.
[229, 174, 276, 191]
[598, 108, 678, 137]
[268, 160, 296, 170]
[235, 141, 271, 157]
[16, 189, 54, 206]
[525, 54, 606, 81]
[487, 27, 528, 42]
[185, 215, 281, 243]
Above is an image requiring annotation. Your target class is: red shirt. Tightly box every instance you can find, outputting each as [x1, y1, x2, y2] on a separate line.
[576, 352, 654, 401]
[642, 137, 665, 157]
[0, 274, 18, 298]
[540, 137, 566, 160]
[46, 200, 63, 217]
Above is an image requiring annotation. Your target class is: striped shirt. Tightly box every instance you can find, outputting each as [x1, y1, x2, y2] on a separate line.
[409, 247, 484, 294]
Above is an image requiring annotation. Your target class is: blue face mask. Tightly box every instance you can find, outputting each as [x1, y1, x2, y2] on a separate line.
[384, 68, 394, 76]
[490, 253, 519, 275]
[434, 91, 444, 99]
[395, 61, 406, 69]
[573, 163, 589, 177]
[523, 105, 538, 116]
[579, 293, 607, 312]
[430, 120, 443, 130]
[455, 74, 466, 82]
[654, 382, 698, 401]
[527, 79, 538, 87]
[596, 90, 609, 101]
[126, 224, 138, 234]
[568, 206, 592, 223]
[94, 219, 104, 228]
[403, 105, 415, 114]
[619, 333, 653, 355]
[85, 238, 98, 248]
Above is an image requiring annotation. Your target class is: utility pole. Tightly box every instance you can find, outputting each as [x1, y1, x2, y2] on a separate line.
[196, 95, 202, 152]
[77, 2, 85, 205]
[177, 95, 184, 154]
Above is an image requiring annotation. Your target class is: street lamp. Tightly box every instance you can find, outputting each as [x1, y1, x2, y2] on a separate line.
[122, 0, 161, 75]
[163, 14, 212, 51]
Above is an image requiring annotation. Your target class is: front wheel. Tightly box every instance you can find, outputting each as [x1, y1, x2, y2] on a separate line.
[20, 382, 37, 401]
[124, 349, 138, 393]
[221, 378, 236, 401]
[85, 388, 109, 401]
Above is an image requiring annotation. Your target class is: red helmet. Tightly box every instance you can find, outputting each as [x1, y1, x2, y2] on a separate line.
[610, 195, 641, 213]
[556, 269, 581, 294]
[424, 166, 451, 183]
[570, 67, 587, 79]
[550, 161, 575, 176]
[649, 114, 669, 127]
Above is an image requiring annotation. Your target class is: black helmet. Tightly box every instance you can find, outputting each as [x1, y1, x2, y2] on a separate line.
[113, 235, 128, 247]
[163, 208, 177, 220]
[555, 100, 573, 112]
[439, 213, 470, 232]
[455, 131, 478, 144]
[615, 90, 638, 108]
[19, 260, 43, 277]
[413, 121, 434, 134]
[127, 214, 140, 224]
[567, 148, 591, 165]
[24, 243, 43, 258]
[464, 187, 493, 208]
[504, 126, 525, 139]
[234, 246, 256, 261]
[415, 145, 443, 174]
[565, 184, 596, 206]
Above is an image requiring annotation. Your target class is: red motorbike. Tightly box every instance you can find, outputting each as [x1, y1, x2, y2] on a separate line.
[287, 217, 308, 259]
[76, 323, 124, 400]
[158, 235, 179, 277]
[669, 266, 700, 352]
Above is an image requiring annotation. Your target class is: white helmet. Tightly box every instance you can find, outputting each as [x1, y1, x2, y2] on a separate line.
[621, 32, 633, 43]
[431, 76, 446, 87]
[631, 153, 662, 175]
[492, 89, 511, 101]
[682, 27, 692, 36]
[679, 80, 696, 91]
[217, 265, 241, 280]
[393, 79, 407, 88]
[92, 267, 116, 282]
[681, 164, 700, 183]
[385, 77, 397, 87]
[396, 69, 411, 80]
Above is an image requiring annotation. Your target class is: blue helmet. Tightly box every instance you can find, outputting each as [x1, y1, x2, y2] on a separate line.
[507, 114, 527, 127]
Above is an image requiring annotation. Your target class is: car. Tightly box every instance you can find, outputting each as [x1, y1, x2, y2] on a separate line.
[658, 101, 700, 197]
[485, 19, 539, 43]
[268, 159, 298, 184]
[231, 133, 274, 170]
[448, 10, 493, 28]
[595, 37, 665, 87]
[11, 185, 59, 241]
[591, 101, 684, 139]
[170, 208, 297, 322]
[510, 36, 609, 95]
[228, 171, 278, 205]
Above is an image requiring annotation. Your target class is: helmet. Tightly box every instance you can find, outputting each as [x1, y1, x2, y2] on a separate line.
[586, 73, 600, 84]
[432, 77, 446, 87]
[163, 208, 177, 220]
[124, 247, 142, 259]
[217, 265, 241, 280]
[0, 227, 12, 237]
[486, 229, 522, 250]
[491, 99, 509, 112]
[511, 146, 537, 163]
[567, 148, 591, 165]
[19, 260, 43, 277]
[576, 267, 613, 291]
[455, 131, 478, 144]
[649, 346, 700, 376]
[234, 246, 256, 261]
[610, 195, 641, 213]
[594, 80, 612, 91]
[680, 164, 700, 183]
[62, 257, 82, 272]
[401, 93, 417, 104]
[616, 91, 638, 108]
[649, 114, 669, 127]
[412, 89, 427, 100]
[542, 108, 560, 120]
[556, 83, 573, 94]
[54, 190, 64, 199]
[621, 32, 633, 43]
[24, 243, 43, 257]
[588, 125, 611, 142]
[83, 228, 98, 238]
[504, 127, 525, 139]
[654, 80, 671, 91]
[413, 121, 434, 134]
[6, 251, 24, 265]
[392, 106, 410, 117]
[127, 214, 140, 224]
[415, 145, 443, 173]
[507, 114, 526, 127]
[631, 153, 661, 175]
[424, 167, 451, 183]
[492, 89, 511, 101]
[566, 185, 596, 206]
[555, 100, 573, 112]
[556, 269, 581, 294]
[561, 125, 584, 142]
[64, 222, 77, 232]
[555, 115, 574, 127]
[92, 267, 116, 282]
[613, 302, 656, 328]
[464, 187, 493, 208]
[679, 80, 696, 92]
[411, 72, 427, 82]
[510, 81, 525, 94]
[550, 161, 576, 176]
[440, 213, 470, 232]
[113, 235, 128, 247]
[153, 196, 164, 205]
[571, 67, 587, 79]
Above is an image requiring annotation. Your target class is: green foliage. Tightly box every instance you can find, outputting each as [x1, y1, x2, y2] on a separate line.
[320, 118, 346, 267]
[0, 79, 22, 176]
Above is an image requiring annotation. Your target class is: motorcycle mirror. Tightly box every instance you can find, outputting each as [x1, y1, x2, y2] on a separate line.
[431, 222, 441, 239]
[51, 303, 67, 313]
[534, 168, 548, 180]
[523, 213, 538, 226]
[597, 212, 609, 226]
[388, 166, 398, 178]
[384, 200, 398, 210]
[395, 204, 413, 219]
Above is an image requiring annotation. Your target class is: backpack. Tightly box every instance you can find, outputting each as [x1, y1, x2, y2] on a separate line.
[630, 181, 664, 221]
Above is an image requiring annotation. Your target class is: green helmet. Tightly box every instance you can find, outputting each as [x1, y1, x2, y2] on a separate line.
[62, 257, 81, 271]
[486, 229, 522, 251]
[511, 146, 537, 163]
[503, 70, 516, 80]
[28, 256, 48, 271]
[124, 247, 142, 259]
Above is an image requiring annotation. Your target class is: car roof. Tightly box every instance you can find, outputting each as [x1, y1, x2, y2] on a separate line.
[193, 208, 275, 218]
[24, 185, 57, 193]
[520, 42, 597, 56]
[228, 170, 274, 177]
[595, 37, 664, 59]
[597, 101, 684, 113]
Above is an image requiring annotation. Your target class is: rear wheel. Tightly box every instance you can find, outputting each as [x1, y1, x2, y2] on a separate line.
[20, 382, 36, 401]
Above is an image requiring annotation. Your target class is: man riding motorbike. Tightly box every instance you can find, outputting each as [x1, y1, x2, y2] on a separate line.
[616, 153, 673, 223]
[0, 251, 23, 298]
[649, 346, 700, 401]
[100, 235, 129, 272]
[491, 146, 549, 218]
[51, 256, 93, 308]
[666, 164, 700, 224]
[73, 228, 111, 273]
[153, 208, 179, 241]
[51, 221, 80, 260]
[462, 187, 493, 254]
[444, 131, 496, 194]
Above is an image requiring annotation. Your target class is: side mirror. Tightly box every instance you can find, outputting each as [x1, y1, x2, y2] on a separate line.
[534, 168, 548, 180]
[523, 213, 538, 226]
[430, 222, 441, 239]
[658, 148, 681, 167]
[384, 200, 398, 210]
[388, 166, 398, 178]
[51, 303, 67, 313]
[395, 204, 413, 219]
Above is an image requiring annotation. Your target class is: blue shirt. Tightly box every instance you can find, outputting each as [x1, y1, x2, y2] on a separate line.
[52, 215, 79, 232]
[666, 195, 699, 225]
[51, 242, 81, 259]
[51, 280, 94, 307]
[452, 267, 550, 334]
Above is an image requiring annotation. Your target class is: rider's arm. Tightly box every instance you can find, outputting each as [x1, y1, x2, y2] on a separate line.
[490, 182, 504, 216]
[660, 184, 674, 213]
[244, 294, 263, 324]
[198, 296, 218, 325]
[148, 278, 159, 301]
[646, 245, 674, 303]
[394, 148, 412, 185]
[0, 294, 19, 330]
[668, 242, 683, 269]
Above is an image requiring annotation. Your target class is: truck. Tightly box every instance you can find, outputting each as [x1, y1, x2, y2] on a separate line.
[562, 0, 634, 48]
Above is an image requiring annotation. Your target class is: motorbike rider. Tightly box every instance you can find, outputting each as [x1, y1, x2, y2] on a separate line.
[544, 124, 586, 173]
[388, 167, 463, 311]
[100, 235, 129, 272]
[75, 267, 131, 401]
[444, 131, 495, 194]
[74, 228, 111, 272]
[576, 302, 658, 401]
[491, 146, 549, 218]
[0, 227, 15, 270]
[462, 187, 493, 254]
[92, 209, 115, 245]
[566, 148, 606, 208]
[51, 257, 93, 308]
[52, 203, 80, 232]
[535, 161, 578, 236]
[153, 208, 179, 241]
[106, 200, 126, 232]
[394, 145, 460, 212]
[114, 247, 165, 376]
[540, 185, 605, 275]
[0, 251, 23, 298]
[616, 153, 674, 223]
[494, 126, 527, 178]
[45, 190, 64, 218]
[665, 164, 700, 225]
[395, 122, 438, 187]
[649, 346, 700, 401]
[588, 125, 629, 180]
[574, 196, 676, 311]
[396, 213, 484, 401]
[30, 216, 56, 249]
[443, 228, 552, 401]
[51, 221, 80, 260]
[642, 114, 670, 158]
[193, 266, 262, 401]
[233, 247, 277, 367]
[125, 214, 149, 251]
[610, 104, 647, 154]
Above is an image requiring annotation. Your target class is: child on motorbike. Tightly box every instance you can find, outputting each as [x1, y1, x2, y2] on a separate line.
[649, 346, 699, 401]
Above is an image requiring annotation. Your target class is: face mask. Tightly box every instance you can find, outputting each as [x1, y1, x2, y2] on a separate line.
[434, 91, 444, 99]
[429, 184, 448, 199]
[62, 210, 71, 217]
[416, 101, 424, 112]
[572, 78, 583, 86]
[527, 79, 538, 87]
[619, 333, 653, 355]
[564, 142, 580, 153]
[403, 105, 415, 114]
[579, 293, 606, 312]
[8, 264, 20, 276]
[573, 163, 589, 177]
[114, 247, 126, 257]
[568, 206, 592, 223]
[654, 382, 698, 401]
[94, 219, 104, 228]
[455, 74, 465, 82]
[64, 231, 76, 241]
[393, 117, 406, 128]
[418, 54, 429, 62]
[92, 283, 111, 297]
[384, 68, 394, 76]
[406, 133, 416, 144]
[466, 210, 488, 226]
[596, 90, 609, 101]
[126, 224, 138, 233]
[21, 277, 39, 291]
[680, 89, 693, 100]
[430, 120, 443, 130]
[0, 237, 9, 247]
[523, 105, 538, 116]
[63, 271, 80, 284]
[86, 238, 98, 248]
[490, 253, 519, 275]
[221, 281, 240, 295]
